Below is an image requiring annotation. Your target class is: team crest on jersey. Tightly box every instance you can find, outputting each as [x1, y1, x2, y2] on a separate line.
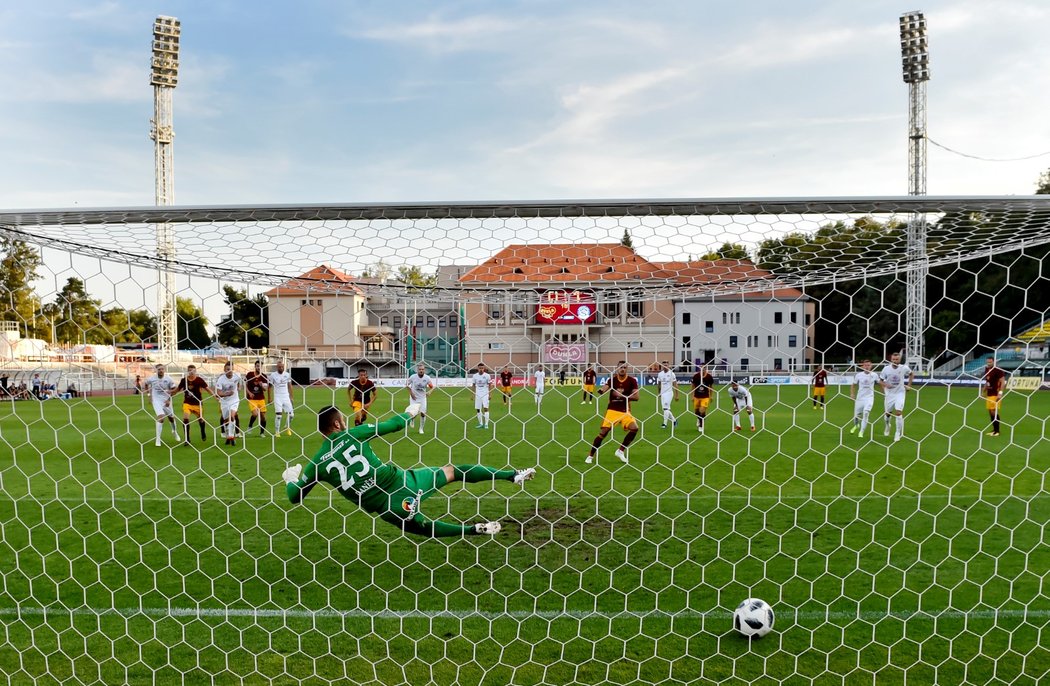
[401, 497, 418, 514]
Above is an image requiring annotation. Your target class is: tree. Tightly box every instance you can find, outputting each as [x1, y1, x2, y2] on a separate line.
[0, 238, 44, 337]
[177, 297, 211, 349]
[701, 242, 750, 260]
[397, 265, 437, 289]
[97, 307, 157, 344]
[217, 286, 268, 349]
[1037, 168, 1050, 195]
[361, 260, 393, 281]
[47, 277, 101, 345]
[620, 229, 634, 249]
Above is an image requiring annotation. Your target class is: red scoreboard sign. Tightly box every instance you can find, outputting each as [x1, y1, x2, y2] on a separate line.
[535, 290, 597, 325]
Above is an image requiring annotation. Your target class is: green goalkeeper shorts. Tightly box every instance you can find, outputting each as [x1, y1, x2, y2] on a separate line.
[383, 467, 448, 521]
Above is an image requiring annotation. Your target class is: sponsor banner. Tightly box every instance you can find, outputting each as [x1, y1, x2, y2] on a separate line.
[333, 377, 470, 388]
[1008, 376, 1042, 391]
[543, 342, 588, 363]
[535, 290, 597, 325]
[746, 375, 854, 385]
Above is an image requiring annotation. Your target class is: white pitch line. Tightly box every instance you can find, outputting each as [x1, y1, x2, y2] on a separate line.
[0, 492, 1046, 505]
[1, 606, 1047, 623]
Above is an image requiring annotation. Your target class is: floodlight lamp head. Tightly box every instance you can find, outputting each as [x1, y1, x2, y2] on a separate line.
[898, 11, 929, 84]
[150, 16, 181, 88]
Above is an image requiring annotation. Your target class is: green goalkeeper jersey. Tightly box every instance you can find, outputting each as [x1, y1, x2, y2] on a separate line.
[286, 413, 409, 514]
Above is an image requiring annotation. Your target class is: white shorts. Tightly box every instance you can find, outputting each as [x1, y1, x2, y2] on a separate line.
[854, 396, 874, 416]
[734, 398, 752, 412]
[884, 392, 906, 413]
[535, 386, 544, 395]
[220, 399, 240, 419]
[414, 397, 428, 414]
[475, 394, 490, 410]
[273, 397, 294, 415]
[660, 392, 674, 410]
[152, 399, 174, 418]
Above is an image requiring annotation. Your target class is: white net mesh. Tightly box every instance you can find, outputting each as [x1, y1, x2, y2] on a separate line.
[0, 196, 1048, 685]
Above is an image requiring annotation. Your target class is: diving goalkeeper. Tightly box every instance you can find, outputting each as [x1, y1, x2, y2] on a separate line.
[283, 404, 536, 537]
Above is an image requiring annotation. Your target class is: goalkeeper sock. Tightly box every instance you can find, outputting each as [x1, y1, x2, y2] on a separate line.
[155, 422, 163, 442]
[455, 465, 516, 482]
[749, 414, 756, 429]
[896, 415, 904, 436]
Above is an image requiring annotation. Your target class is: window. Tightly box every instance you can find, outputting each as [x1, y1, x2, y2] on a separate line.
[789, 358, 798, 371]
[740, 358, 750, 370]
[788, 335, 798, 348]
[682, 336, 692, 349]
[683, 312, 691, 325]
[790, 312, 797, 324]
[448, 317, 458, 330]
[774, 312, 783, 324]
[393, 316, 402, 329]
[426, 316, 435, 328]
[488, 342, 506, 350]
[380, 316, 389, 326]
[628, 341, 643, 349]
[736, 313, 741, 324]
[705, 321, 714, 333]
[437, 339, 446, 350]
[627, 301, 644, 318]
[438, 317, 446, 327]
[774, 358, 783, 371]
[722, 312, 727, 324]
[767, 335, 773, 348]
[489, 310, 501, 321]
[603, 302, 621, 319]
[805, 314, 811, 326]
[416, 315, 424, 327]
[426, 340, 435, 351]
[729, 336, 738, 348]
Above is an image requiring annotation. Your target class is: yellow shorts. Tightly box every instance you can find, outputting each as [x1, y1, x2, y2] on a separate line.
[693, 397, 710, 411]
[352, 401, 365, 412]
[183, 404, 202, 419]
[248, 399, 267, 413]
[601, 410, 637, 430]
[985, 396, 1002, 411]
[584, 384, 596, 393]
[813, 387, 826, 397]
[501, 386, 512, 395]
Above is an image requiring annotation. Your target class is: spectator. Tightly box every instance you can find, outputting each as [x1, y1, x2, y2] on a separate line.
[66, 383, 79, 399]
[31, 373, 42, 399]
[0, 372, 8, 397]
[134, 375, 143, 394]
[559, 368, 567, 385]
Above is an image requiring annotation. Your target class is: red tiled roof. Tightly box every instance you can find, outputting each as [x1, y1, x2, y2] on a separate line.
[654, 260, 805, 299]
[264, 264, 365, 297]
[458, 244, 679, 283]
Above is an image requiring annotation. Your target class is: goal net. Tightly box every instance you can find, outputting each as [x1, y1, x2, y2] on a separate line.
[1, 196, 1049, 685]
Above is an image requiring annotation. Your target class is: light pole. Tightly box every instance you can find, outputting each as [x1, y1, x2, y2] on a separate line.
[150, 15, 180, 362]
[900, 11, 929, 373]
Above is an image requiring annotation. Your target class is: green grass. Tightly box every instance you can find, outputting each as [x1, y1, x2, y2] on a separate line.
[1, 384, 1049, 685]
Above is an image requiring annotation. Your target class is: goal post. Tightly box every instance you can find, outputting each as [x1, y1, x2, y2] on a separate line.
[0, 196, 1049, 684]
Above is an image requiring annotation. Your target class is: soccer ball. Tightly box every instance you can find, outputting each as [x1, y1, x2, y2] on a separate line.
[733, 598, 774, 638]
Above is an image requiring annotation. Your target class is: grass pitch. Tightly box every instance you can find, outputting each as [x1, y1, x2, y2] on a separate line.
[1, 384, 1048, 685]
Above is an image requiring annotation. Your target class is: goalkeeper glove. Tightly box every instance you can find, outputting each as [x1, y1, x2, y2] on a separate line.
[282, 464, 303, 485]
[405, 403, 422, 418]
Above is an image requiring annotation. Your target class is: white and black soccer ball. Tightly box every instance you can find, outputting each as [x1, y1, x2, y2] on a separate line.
[733, 598, 774, 638]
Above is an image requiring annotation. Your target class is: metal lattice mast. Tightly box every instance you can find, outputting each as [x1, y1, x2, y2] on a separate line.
[900, 11, 929, 373]
[150, 16, 180, 361]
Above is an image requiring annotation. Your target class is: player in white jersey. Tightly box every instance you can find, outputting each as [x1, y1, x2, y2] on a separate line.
[267, 360, 294, 437]
[849, 359, 879, 438]
[406, 363, 435, 434]
[727, 381, 756, 432]
[533, 367, 546, 406]
[656, 362, 679, 429]
[879, 352, 914, 442]
[214, 361, 244, 446]
[471, 362, 493, 428]
[145, 363, 180, 446]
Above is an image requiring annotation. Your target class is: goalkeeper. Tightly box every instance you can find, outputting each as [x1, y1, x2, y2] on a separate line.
[283, 404, 536, 537]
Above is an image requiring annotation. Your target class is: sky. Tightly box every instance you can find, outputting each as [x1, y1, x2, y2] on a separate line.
[1, 0, 1049, 327]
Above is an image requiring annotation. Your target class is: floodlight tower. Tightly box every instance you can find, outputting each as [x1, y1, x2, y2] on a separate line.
[150, 16, 180, 361]
[900, 11, 929, 373]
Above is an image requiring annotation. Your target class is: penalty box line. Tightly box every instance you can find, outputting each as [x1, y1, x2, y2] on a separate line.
[0, 492, 1046, 504]
[1, 605, 1048, 623]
